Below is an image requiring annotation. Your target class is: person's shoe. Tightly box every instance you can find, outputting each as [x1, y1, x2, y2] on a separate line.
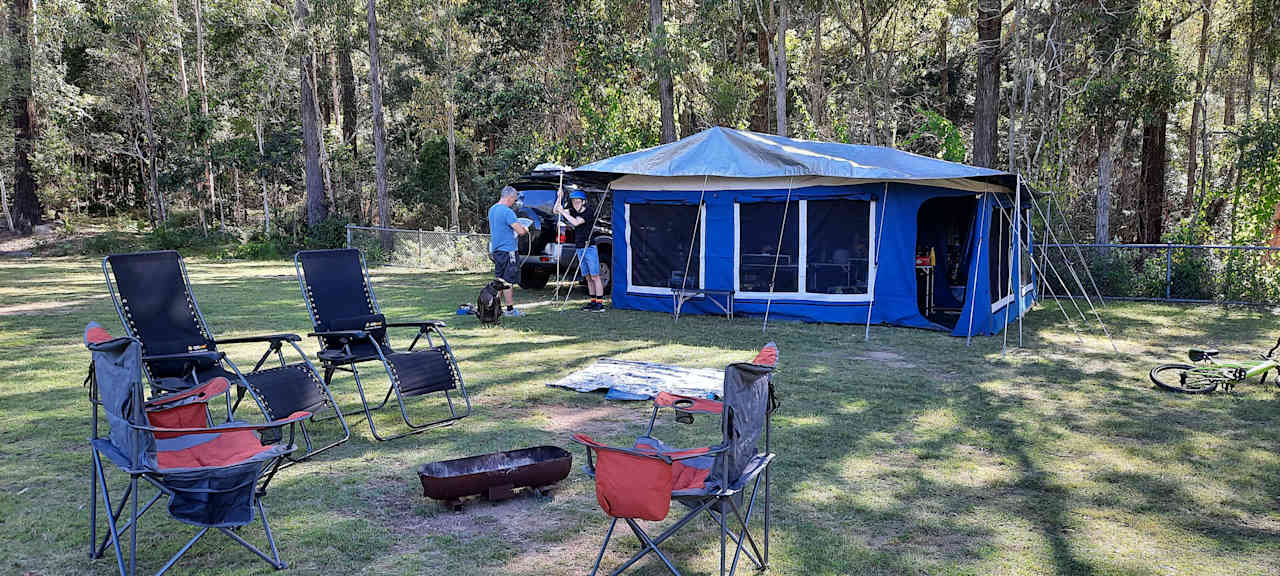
[591, 301, 607, 312]
[506, 308, 524, 318]
[580, 302, 594, 311]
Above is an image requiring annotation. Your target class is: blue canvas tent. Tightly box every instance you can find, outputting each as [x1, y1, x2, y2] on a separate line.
[573, 127, 1037, 337]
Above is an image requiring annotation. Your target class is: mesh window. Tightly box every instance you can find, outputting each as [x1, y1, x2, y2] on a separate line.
[629, 204, 701, 289]
[738, 202, 799, 293]
[806, 200, 871, 294]
[989, 207, 1012, 304]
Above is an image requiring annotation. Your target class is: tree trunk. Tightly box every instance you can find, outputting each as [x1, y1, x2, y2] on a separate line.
[136, 36, 164, 223]
[367, 0, 389, 230]
[255, 113, 271, 235]
[1185, 0, 1211, 214]
[311, 52, 335, 209]
[296, 0, 328, 227]
[1244, 0, 1256, 120]
[445, 16, 460, 232]
[809, 6, 825, 136]
[1096, 120, 1117, 243]
[857, 0, 875, 144]
[938, 14, 950, 121]
[650, 0, 676, 143]
[172, 0, 189, 102]
[774, 0, 787, 137]
[9, 0, 40, 234]
[194, 0, 219, 230]
[0, 171, 13, 231]
[973, 0, 1001, 168]
[338, 35, 358, 157]
[1137, 22, 1173, 244]
[752, 27, 771, 132]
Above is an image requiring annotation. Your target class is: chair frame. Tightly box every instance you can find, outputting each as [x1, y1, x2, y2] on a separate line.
[102, 251, 350, 464]
[294, 249, 471, 441]
[576, 378, 776, 576]
[86, 337, 306, 576]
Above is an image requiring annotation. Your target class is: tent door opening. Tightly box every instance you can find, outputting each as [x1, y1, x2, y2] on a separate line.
[915, 196, 977, 329]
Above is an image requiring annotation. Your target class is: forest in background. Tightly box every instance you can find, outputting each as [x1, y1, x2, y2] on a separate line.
[2, 0, 1280, 255]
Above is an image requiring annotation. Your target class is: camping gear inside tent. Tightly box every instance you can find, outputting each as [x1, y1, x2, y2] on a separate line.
[572, 126, 1037, 337]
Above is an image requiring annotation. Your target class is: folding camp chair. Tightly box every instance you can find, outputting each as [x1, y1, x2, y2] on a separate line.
[294, 248, 471, 441]
[84, 323, 309, 575]
[102, 250, 349, 463]
[573, 343, 779, 576]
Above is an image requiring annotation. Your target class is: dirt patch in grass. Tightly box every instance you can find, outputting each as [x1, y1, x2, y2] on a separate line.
[0, 293, 107, 316]
[534, 403, 634, 436]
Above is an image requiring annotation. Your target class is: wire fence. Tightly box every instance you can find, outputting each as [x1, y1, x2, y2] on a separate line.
[346, 225, 491, 272]
[1039, 243, 1280, 305]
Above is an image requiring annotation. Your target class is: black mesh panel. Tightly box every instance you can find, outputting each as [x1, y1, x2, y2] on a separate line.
[244, 364, 330, 420]
[297, 249, 378, 326]
[805, 200, 871, 294]
[387, 347, 459, 397]
[629, 204, 701, 289]
[107, 251, 215, 378]
[738, 202, 799, 293]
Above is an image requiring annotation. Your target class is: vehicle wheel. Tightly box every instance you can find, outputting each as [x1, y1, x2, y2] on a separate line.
[519, 266, 550, 290]
[597, 254, 612, 293]
[1149, 363, 1221, 394]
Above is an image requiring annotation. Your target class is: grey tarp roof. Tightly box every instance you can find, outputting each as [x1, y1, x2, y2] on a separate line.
[573, 126, 1026, 193]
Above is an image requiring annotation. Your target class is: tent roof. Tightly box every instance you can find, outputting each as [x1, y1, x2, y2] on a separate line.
[573, 126, 1024, 193]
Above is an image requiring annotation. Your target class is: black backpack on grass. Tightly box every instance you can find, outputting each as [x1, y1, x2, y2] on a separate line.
[476, 280, 505, 325]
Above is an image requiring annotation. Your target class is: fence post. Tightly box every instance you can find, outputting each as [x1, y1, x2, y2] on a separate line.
[345, 225, 352, 248]
[1165, 243, 1173, 299]
[417, 229, 423, 268]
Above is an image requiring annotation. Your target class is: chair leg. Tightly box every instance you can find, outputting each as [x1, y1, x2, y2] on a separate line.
[590, 518, 617, 576]
[89, 451, 98, 559]
[218, 500, 286, 570]
[611, 498, 716, 575]
[154, 528, 208, 576]
[621, 519, 682, 576]
[129, 476, 138, 576]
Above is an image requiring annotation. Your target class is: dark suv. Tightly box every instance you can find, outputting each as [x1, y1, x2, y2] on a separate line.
[509, 164, 614, 291]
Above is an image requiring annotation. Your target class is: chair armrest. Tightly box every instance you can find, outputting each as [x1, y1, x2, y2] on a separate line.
[147, 377, 232, 407]
[654, 392, 723, 415]
[215, 333, 301, 345]
[131, 411, 313, 436]
[141, 350, 224, 363]
[386, 320, 447, 329]
[307, 329, 370, 342]
[572, 433, 726, 463]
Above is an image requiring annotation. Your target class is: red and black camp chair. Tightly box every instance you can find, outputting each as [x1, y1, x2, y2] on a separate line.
[294, 248, 470, 441]
[102, 250, 349, 463]
[84, 323, 309, 575]
[573, 343, 779, 576]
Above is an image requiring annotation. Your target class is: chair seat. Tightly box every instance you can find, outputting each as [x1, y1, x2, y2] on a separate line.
[156, 427, 283, 471]
[243, 364, 331, 419]
[316, 340, 383, 364]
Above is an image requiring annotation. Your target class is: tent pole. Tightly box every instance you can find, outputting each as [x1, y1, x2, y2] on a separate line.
[965, 193, 989, 346]
[553, 171, 566, 305]
[1015, 175, 1024, 348]
[1026, 196, 1119, 352]
[558, 182, 614, 311]
[675, 177, 709, 320]
[994, 199, 1089, 345]
[762, 178, 794, 333]
[864, 183, 888, 341]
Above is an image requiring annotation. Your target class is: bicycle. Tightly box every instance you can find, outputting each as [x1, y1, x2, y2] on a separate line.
[1149, 338, 1280, 394]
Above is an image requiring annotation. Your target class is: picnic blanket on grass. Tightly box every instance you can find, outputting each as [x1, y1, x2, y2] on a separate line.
[548, 358, 724, 401]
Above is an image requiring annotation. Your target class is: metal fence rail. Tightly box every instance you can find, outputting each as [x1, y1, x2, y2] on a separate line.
[346, 225, 490, 272]
[1039, 243, 1280, 305]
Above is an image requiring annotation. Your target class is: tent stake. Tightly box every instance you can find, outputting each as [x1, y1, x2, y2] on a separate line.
[864, 183, 888, 341]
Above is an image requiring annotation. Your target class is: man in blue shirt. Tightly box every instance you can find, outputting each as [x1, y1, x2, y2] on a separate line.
[488, 186, 529, 316]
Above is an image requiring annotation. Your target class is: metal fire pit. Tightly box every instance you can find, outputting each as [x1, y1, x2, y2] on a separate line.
[418, 446, 572, 509]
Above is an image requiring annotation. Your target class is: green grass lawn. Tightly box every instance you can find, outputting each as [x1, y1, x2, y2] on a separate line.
[2, 256, 1278, 575]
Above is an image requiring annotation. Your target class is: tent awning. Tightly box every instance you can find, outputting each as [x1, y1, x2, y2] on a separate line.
[573, 126, 1026, 194]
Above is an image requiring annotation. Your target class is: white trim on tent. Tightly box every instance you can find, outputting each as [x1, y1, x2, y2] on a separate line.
[732, 199, 876, 303]
[612, 175, 1012, 195]
[624, 202, 706, 296]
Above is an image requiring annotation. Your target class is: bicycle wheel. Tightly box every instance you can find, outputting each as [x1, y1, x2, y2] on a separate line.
[1149, 363, 1221, 393]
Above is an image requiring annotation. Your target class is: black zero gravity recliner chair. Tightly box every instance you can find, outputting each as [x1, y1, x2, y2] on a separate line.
[102, 250, 349, 463]
[294, 248, 471, 441]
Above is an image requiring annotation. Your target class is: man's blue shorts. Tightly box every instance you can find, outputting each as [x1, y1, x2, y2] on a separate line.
[576, 246, 601, 276]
